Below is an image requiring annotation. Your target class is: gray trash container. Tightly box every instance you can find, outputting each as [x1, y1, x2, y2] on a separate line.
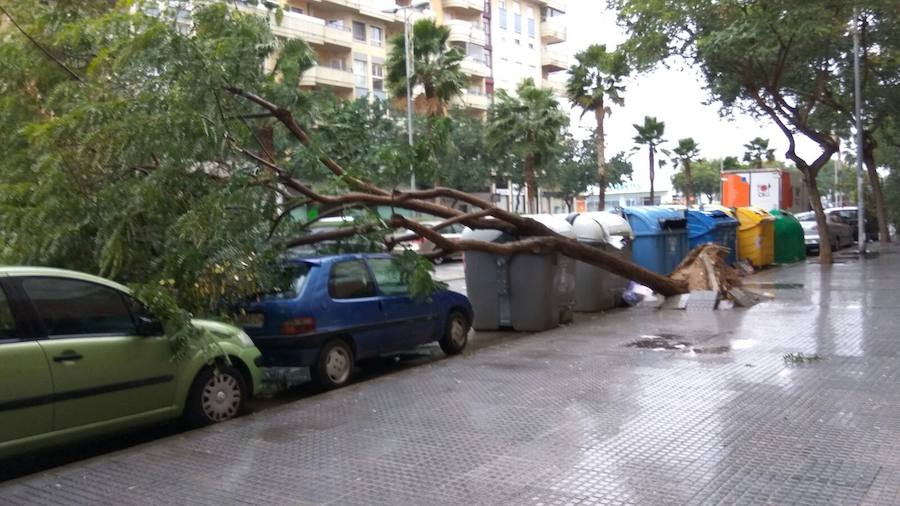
[515, 215, 576, 330]
[461, 215, 576, 332]
[461, 228, 514, 331]
[569, 212, 634, 312]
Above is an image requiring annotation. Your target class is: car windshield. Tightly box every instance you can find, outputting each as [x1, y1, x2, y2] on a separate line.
[795, 212, 815, 222]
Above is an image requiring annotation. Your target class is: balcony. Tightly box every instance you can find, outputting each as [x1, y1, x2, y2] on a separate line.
[542, 79, 566, 96]
[540, 17, 566, 44]
[299, 65, 356, 89]
[457, 91, 491, 110]
[319, 0, 402, 24]
[443, 0, 484, 14]
[251, 9, 353, 49]
[446, 19, 487, 47]
[460, 57, 491, 78]
[541, 49, 568, 72]
[537, 0, 567, 12]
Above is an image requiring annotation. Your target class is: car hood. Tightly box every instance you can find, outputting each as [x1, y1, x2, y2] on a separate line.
[191, 318, 242, 339]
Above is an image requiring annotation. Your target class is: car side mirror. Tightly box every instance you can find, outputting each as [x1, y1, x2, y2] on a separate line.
[136, 315, 164, 336]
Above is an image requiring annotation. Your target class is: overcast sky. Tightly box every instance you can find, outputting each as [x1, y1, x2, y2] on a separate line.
[557, 1, 827, 186]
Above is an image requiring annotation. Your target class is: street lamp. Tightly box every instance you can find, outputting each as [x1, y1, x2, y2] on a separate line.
[383, 1, 430, 191]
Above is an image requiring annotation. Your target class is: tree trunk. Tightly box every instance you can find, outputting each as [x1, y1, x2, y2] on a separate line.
[594, 106, 607, 211]
[684, 159, 693, 207]
[805, 171, 833, 265]
[525, 153, 537, 214]
[863, 141, 890, 243]
[648, 147, 656, 205]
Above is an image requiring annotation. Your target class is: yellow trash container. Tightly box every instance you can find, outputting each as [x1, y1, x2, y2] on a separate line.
[735, 207, 775, 267]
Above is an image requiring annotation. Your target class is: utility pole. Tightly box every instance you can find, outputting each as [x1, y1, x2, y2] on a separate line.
[853, 8, 866, 253]
[403, 7, 416, 191]
[835, 140, 841, 207]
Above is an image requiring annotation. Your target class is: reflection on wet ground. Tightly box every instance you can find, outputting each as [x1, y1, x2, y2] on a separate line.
[4, 245, 900, 505]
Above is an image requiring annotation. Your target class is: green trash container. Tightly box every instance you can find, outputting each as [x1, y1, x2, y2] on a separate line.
[769, 209, 806, 263]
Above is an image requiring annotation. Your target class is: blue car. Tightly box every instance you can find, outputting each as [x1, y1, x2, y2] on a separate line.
[240, 253, 473, 388]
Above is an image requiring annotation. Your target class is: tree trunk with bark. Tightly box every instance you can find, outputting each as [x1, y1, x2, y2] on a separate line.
[525, 153, 537, 214]
[863, 139, 890, 243]
[594, 106, 607, 211]
[683, 159, 694, 206]
[648, 147, 656, 205]
[804, 170, 834, 264]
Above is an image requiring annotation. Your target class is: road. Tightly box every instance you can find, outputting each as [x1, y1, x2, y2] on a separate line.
[5, 251, 900, 504]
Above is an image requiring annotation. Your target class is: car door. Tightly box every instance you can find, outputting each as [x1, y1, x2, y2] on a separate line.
[0, 281, 54, 447]
[326, 260, 387, 360]
[367, 257, 437, 351]
[19, 276, 177, 431]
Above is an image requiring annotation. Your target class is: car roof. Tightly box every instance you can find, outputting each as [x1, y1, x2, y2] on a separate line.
[283, 252, 393, 265]
[0, 267, 131, 293]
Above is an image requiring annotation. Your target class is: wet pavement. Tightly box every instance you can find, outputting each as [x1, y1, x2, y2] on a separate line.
[3, 247, 900, 504]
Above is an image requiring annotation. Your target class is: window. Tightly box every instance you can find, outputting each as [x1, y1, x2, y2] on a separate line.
[352, 21, 366, 41]
[513, 1, 521, 33]
[370, 25, 384, 47]
[367, 258, 408, 296]
[498, 0, 507, 29]
[527, 7, 535, 37]
[0, 287, 16, 340]
[329, 261, 376, 299]
[372, 62, 385, 98]
[353, 56, 368, 97]
[286, 6, 303, 15]
[330, 58, 346, 70]
[23, 277, 136, 337]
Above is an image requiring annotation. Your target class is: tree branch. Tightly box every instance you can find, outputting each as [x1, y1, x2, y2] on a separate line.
[0, 4, 85, 84]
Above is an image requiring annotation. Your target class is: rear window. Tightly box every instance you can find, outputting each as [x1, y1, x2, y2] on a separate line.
[267, 263, 313, 299]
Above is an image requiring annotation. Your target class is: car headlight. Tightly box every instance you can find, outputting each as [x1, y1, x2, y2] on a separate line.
[235, 330, 255, 348]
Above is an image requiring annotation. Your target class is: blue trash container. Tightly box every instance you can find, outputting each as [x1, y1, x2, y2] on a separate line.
[686, 209, 740, 265]
[622, 207, 689, 275]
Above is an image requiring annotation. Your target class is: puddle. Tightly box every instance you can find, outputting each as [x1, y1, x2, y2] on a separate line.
[743, 282, 804, 290]
[628, 334, 731, 355]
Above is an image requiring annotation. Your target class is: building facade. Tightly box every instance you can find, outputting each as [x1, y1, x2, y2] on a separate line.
[238, 0, 566, 112]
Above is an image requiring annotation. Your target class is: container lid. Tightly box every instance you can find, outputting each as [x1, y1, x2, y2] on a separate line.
[522, 214, 576, 239]
[622, 206, 687, 233]
[580, 212, 633, 239]
[735, 206, 776, 228]
[460, 228, 507, 243]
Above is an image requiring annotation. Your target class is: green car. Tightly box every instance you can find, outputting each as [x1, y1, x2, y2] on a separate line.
[0, 267, 263, 459]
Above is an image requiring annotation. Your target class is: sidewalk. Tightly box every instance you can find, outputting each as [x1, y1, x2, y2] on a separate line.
[3, 247, 900, 505]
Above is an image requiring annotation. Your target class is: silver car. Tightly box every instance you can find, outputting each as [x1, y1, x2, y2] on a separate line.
[393, 221, 469, 264]
[795, 211, 854, 252]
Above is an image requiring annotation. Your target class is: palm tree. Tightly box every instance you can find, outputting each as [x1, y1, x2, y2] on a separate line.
[566, 45, 629, 210]
[487, 78, 568, 214]
[632, 116, 667, 204]
[385, 19, 466, 118]
[672, 138, 701, 205]
[742, 137, 775, 168]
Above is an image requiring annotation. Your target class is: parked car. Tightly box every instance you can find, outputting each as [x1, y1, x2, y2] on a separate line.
[826, 206, 878, 242]
[240, 253, 473, 389]
[0, 267, 263, 459]
[795, 211, 854, 252]
[391, 221, 469, 264]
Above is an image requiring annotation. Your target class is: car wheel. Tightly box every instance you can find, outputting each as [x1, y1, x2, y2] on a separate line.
[315, 339, 354, 389]
[185, 364, 247, 427]
[439, 311, 469, 355]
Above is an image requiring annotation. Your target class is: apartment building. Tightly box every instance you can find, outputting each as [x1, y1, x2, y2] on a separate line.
[237, 0, 565, 113]
[237, 0, 404, 100]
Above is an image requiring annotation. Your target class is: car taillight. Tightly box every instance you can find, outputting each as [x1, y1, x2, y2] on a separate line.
[281, 317, 315, 335]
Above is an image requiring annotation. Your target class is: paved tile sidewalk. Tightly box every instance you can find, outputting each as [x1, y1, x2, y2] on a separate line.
[3, 247, 900, 505]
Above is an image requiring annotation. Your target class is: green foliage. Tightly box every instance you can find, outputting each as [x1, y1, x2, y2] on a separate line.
[0, 1, 317, 356]
[566, 44, 629, 114]
[742, 137, 776, 168]
[487, 78, 568, 187]
[385, 18, 465, 111]
[672, 159, 722, 203]
[433, 111, 494, 192]
[632, 116, 667, 196]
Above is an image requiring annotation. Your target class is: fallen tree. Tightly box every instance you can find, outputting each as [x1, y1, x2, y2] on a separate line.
[224, 86, 697, 297]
